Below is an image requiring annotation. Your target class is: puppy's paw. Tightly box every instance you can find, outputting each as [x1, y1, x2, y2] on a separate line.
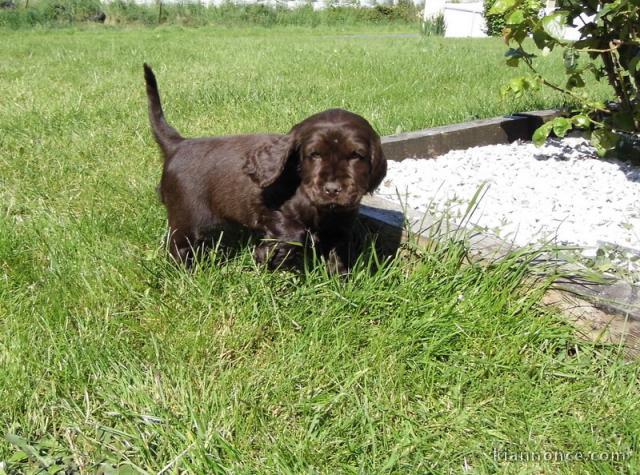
[253, 243, 270, 265]
[254, 242, 297, 270]
[326, 249, 348, 276]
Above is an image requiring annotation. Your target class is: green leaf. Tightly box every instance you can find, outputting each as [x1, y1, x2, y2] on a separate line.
[541, 12, 568, 41]
[506, 9, 525, 24]
[505, 47, 521, 58]
[506, 56, 520, 67]
[551, 117, 572, 137]
[532, 29, 552, 49]
[505, 47, 535, 60]
[510, 26, 528, 43]
[502, 76, 537, 98]
[523, 76, 540, 91]
[563, 47, 579, 72]
[590, 129, 619, 157]
[504, 47, 534, 67]
[508, 77, 524, 96]
[566, 73, 585, 89]
[596, 0, 624, 21]
[572, 114, 591, 128]
[532, 122, 553, 146]
[489, 0, 517, 15]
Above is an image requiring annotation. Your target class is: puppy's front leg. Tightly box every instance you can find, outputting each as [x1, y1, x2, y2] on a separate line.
[326, 246, 348, 275]
[255, 212, 306, 269]
[319, 220, 355, 275]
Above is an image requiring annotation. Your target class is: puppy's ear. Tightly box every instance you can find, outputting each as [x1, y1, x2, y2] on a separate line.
[367, 135, 387, 193]
[244, 135, 297, 188]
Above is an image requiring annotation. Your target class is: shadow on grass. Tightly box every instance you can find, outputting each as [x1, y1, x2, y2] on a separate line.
[159, 208, 405, 276]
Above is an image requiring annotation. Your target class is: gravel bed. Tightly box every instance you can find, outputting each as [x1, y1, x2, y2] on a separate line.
[375, 137, 640, 280]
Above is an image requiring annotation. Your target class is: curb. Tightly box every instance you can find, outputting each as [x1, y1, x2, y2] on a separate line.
[381, 110, 559, 161]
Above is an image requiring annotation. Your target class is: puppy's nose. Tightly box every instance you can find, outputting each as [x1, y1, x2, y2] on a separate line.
[324, 182, 342, 196]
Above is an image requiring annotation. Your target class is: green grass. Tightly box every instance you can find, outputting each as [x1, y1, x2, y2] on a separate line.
[1, 25, 637, 472]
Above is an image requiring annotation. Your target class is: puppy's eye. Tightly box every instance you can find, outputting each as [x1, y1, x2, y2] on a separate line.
[351, 152, 366, 160]
[308, 153, 322, 160]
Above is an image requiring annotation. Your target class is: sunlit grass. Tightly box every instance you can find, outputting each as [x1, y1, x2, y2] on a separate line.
[0, 25, 636, 472]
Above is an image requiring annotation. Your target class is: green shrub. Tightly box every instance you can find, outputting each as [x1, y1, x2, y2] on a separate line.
[105, 0, 158, 25]
[0, 0, 421, 28]
[374, 0, 419, 22]
[0, 0, 102, 27]
[494, 0, 640, 158]
[483, 0, 542, 36]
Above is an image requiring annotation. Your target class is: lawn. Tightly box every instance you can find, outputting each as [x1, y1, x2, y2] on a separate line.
[0, 25, 637, 472]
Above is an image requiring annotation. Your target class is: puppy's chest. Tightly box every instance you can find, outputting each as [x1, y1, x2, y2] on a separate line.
[295, 207, 352, 233]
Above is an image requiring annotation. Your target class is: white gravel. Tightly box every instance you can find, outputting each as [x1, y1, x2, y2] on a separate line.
[375, 137, 640, 255]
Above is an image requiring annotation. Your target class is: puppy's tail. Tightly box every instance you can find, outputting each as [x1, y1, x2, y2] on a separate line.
[143, 63, 183, 158]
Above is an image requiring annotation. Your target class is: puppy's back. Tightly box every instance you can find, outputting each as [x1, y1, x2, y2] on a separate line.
[160, 134, 287, 228]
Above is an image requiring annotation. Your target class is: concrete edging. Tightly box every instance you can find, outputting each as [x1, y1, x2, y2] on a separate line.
[381, 110, 559, 161]
[361, 111, 640, 357]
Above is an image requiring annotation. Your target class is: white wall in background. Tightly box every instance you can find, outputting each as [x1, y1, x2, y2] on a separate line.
[443, 2, 486, 38]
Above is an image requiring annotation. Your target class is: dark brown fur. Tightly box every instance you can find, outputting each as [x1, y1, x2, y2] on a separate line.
[143, 63, 386, 272]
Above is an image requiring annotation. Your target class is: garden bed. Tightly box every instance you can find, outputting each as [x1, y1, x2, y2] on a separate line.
[376, 136, 640, 281]
[363, 112, 640, 356]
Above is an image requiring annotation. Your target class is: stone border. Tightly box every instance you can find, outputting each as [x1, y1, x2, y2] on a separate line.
[381, 110, 559, 161]
[360, 111, 640, 357]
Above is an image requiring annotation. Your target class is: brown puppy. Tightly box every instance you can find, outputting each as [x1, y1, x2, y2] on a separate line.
[143, 64, 386, 272]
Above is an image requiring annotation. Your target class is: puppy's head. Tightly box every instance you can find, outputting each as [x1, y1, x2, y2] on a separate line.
[292, 109, 386, 210]
[245, 109, 386, 210]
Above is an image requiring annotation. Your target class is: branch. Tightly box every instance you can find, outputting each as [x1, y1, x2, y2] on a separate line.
[610, 46, 635, 115]
[518, 48, 609, 113]
[577, 40, 624, 54]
